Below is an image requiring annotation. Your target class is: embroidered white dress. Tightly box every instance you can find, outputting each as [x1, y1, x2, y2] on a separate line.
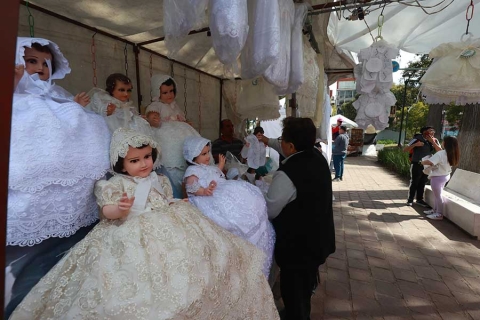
[10, 173, 279, 320]
[8, 38, 110, 247]
[146, 100, 201, 190]
[184, 164, 275, 276]
[86, 88, 152, 136]
[420, 38, 480, 105]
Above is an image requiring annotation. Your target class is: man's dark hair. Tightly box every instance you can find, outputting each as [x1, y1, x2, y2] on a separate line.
[106, 73, 132, 96]
[420, 126, 434, 133]
[160, 78, 177, 96]
[253, 126, 264, 135]
[339, 125, 347, 132]
[281, 117, 316, 152]
[112, 144, 157, 174]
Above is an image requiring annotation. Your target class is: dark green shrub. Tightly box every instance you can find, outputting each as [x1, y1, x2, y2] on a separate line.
[377, 146, 410, 178]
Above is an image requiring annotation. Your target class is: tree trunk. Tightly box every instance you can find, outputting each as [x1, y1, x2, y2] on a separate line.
[426, 104, 443, 141]
[457, 104, 480, 173]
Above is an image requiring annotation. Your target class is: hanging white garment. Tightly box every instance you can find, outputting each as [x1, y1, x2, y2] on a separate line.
[357, 40, 399, 94]
[163, 0, 209, 57]
[296, 42, 320, 118]
[86, 88, 152, 136]
[420, 38, 480, 105]
[240, 0, 281, 79]
[278, 3, 309, 95]
[353, 90, 396, 131]
[354, 40, 399, 130]
[263, 0, 295, 92]
[237, 77, 281, 121]
[241, 135, 267, 169]
[8, 37, 110, 246]
[209, 0, 248, 72]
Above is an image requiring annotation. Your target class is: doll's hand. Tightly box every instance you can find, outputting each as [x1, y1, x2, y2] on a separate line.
[218, 154, 226, 166]
[118, 192, 135, 217]
[15, 64, 25, 79]
[14, 64, 25, 88]
[204, 181, 217, 196]
[106, 103, 117, 116]
[74, 92, 90, 107]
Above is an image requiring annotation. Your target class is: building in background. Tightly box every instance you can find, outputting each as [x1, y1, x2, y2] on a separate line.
[335, 78, 356, 112]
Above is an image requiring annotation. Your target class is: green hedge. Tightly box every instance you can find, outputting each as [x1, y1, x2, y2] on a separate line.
[377, 139, 396, 145]
[377, 146, 411, 178]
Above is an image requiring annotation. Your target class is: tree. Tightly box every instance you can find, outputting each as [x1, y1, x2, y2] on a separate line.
[457, 104, 480, 173]
[339, 95, 359, 121]
[401, 54, 432, 80]
[445, 103, 464, 131]
[395, 101, 429, 140]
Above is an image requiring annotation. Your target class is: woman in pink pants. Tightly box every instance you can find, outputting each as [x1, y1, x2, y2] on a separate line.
[421, 136, 460, 220]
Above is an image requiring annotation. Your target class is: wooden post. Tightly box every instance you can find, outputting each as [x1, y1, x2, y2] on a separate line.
[0, 0, 20, 306]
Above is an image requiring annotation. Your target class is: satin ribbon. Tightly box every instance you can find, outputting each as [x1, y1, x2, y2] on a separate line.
[129, 172, 165, 216]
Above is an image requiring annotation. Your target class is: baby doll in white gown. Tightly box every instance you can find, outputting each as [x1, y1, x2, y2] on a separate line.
[145, 74, 202, 195]
[86, 73, 152, 136]
[6, 37, 110, 317]
[10, 128, 280, 320]
[183, 136, 275, 276]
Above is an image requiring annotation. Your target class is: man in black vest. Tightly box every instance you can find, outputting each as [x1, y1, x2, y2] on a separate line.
[265, 117, 335, 320]
[403, 126, 442, 207]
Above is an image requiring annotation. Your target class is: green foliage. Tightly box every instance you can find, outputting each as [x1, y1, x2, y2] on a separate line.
[340, 98, 358, 121]
[394, 101, 429, 141]
[331, 104, 338, 116]
[377, 139, 396, 145]
[445, 103, 464, 131]
[401, 54, 432, 80]
[377, 146, 411, 178]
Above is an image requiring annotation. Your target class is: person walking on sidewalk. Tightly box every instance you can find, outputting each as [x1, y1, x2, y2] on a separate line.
[421, 136, 460, 220]
[332, 125, 349, 182]
[403, 126, 442, 207]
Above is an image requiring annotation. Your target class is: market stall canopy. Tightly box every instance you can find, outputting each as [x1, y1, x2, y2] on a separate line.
[26, 0, 356, 79]
[330, 115, 358, 128]
[328, 0, 480, 54]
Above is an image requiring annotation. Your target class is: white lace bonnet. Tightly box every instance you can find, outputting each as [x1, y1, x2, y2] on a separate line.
[16, 37, 71, 80]
[151, 74, 178, 101]
[183, 136, 211, 164]
[110, 128, 161, 169]
[145, 103, 161, 115]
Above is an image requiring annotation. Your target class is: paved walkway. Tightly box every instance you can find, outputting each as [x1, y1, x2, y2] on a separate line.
[310, 156, 480, 320]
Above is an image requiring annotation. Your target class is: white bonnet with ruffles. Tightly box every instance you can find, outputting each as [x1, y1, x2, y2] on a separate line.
[145, 102, 162, 115]
[16, 37, 71, 80]
[150, 74, 178, 101]
[110, 128, 161, 170]
[183, 136, 211, 165]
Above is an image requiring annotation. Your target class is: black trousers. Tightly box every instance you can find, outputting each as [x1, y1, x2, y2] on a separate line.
[280, 266, 319, 320]
[408, 163, 429, 202]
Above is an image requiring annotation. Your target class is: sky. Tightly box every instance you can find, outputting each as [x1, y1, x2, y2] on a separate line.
[329, 50, 419, 97]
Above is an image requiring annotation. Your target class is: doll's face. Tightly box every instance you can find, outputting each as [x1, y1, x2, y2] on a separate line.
[112, 80, 133, 102]
[146, 111, 160, 128]
[122, 146, 154, 178]
[194, 145, 211, 165]
[159, 84, 175, 104]
[24, 47, 52, 81]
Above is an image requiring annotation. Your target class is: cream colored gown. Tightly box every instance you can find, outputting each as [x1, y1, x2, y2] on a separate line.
[10, 173, 279, 320]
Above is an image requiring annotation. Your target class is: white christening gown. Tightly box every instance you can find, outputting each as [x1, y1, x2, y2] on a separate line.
[184, 164, 275, 276]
